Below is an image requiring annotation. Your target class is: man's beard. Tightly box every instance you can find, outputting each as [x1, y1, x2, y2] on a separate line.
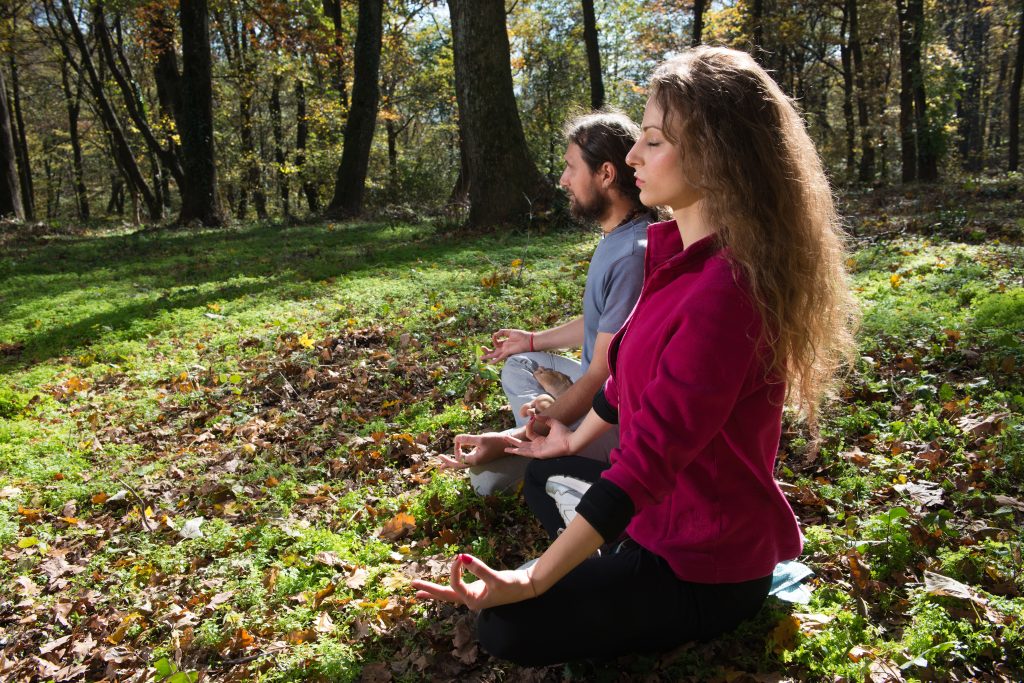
[569, 191, 610, 224]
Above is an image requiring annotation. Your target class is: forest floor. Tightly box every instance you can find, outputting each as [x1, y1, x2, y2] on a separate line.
[1, 176, 1023, 682]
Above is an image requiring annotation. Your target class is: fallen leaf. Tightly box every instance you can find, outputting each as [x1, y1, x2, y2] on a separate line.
[179, 517, 205, 539]
[379, 511, 416, 542]
[346, 567, 370, 590]
[893, 480, 945, 507]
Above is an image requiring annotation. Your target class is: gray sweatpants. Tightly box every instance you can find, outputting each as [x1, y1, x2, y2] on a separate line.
[469, 352, 618, 495]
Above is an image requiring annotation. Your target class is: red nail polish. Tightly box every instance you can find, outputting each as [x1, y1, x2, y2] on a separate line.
[459, 554, 472, 564]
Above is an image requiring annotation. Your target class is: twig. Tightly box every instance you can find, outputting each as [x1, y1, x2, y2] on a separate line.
[114, 476, 154, 532]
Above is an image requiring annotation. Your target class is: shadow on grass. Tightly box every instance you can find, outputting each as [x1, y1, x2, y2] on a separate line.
[0, 219, 573, 372]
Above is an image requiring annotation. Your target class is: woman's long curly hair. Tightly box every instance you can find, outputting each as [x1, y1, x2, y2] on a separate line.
[650, 46, 858, 421]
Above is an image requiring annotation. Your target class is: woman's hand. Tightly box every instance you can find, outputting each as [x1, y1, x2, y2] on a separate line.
[503, 415, 573, 458]
[480, 329, 531, 363]
[438, 433, 508, 469]
[411, 553, 536, 610]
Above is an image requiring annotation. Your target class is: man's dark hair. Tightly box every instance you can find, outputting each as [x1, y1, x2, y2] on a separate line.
[563, 110, 645, 211]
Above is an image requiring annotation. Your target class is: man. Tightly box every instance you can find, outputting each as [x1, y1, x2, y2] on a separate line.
[441, 111, 655, 495]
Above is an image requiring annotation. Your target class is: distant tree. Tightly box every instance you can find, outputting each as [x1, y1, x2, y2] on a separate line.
[178, 0, 223, 226]
[449, 0, 555, 227]
[1010, 0, 1023, 170]
[581, 0, 604, 108]
[0, 67, 23, 219]
[692, 0, 708, 46]
[326, 0, 383, 217]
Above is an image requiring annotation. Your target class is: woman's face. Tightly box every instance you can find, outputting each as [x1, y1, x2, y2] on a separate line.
[626, 98, 701, 212]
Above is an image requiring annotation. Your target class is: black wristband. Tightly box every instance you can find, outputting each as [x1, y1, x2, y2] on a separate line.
[592, 386, 619, 424]
[575, 477, 634, 544]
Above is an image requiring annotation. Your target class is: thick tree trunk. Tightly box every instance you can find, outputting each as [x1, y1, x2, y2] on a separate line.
[1008, 0, 1023, 170]
[386, 118, 399, 195]
[692, 0, 707, 46]
[326, 0, 383, 217]
[849, 0, 874, 182]
[448, 0, 556, 228]
[270, 75, 289, 218]
[8, 52, 33, 220]
[61, 61, 89, 220]
[60, 0, 160, 219]
[581, 0, 604, 109]
[178, 0, 223, 226]
[295, 77, 319, 213]
[896, 0, 918, 181]
[0, 68, 24, 219]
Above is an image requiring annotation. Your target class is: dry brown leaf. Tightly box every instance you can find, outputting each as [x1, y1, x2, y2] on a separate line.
[346, 567, 370, 590]
[379, 511, 416, 542]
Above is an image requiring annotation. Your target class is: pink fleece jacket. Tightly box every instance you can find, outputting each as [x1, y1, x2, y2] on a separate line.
[601, 220, 802, 584]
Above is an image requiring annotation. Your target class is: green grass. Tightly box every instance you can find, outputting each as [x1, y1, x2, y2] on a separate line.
[1, 180, 1022, 681]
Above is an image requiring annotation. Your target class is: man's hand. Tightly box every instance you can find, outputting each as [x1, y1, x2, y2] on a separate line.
[412, 553, 536, 610]
[481, 329, 531, 363]
[438, 432, 509, 469]
[504, 415, 573, 459]
[518, 394, 555, 420]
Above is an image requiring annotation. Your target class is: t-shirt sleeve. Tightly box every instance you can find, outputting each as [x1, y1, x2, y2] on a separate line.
[597, 254, 645, 334]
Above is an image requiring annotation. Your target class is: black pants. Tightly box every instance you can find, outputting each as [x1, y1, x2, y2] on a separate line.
[476, 457, 772, 667]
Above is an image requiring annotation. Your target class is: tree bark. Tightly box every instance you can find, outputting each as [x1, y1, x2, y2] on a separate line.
[692, 0, 707, 46]
[295, 77, 319, 213]
[896, 0, 918, 181]
[581, 0, 604, 109]
[178, 0, 223, 226]
[8, 51, 33, 220]
[956, 0, 987, 171]
[326, 0, 383, 217]
[59, 0, 160, 219]
[448, 0, 556, 228]
[322, 0, 349, 109]
[849, 0, 874, 182]
[60, 60, 89, 220]
[270, 74, 289, 218]
[93, 2, 183, 193]
[840, 5, 856, 177]
[0, 68, 24, 219]
[1008, 0, 1023, 170]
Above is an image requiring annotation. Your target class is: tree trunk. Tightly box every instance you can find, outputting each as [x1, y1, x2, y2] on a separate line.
[840, 5, 856, 177]
[326, 0, 383, 217]
[270, 75, 289, 218]
[322, 0, 349, 109]
[896, 0, 918, 181]
[295, 77, 319, 213]
[94, 2, 183, 194]
[849, 0, 874, 182]
[751, 0, 765, 62]
[0, 68, 24, 219]
[178, 0, 223, 226]
[61, 60, 89, 221]
[1008, 0, 1023, 170]
[692, 0, 707, 46]
[448, 0, 556, 228]
[59, 0, 161, 219]
[581, 0, 604, 109]
[956, 0, 986, 171]
[8, 52, 33, 220]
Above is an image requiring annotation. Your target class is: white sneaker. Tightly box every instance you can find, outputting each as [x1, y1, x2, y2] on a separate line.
[544, 475, 593, 528]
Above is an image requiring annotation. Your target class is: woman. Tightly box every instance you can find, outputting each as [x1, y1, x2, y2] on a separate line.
[412, 46, 857, 666]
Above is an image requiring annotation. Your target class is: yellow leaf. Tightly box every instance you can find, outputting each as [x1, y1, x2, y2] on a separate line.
[91, 492, 109, 505]
[298, 333, 315, 349]
[17, 537, 40, 548]
[889, 273, 903, 289]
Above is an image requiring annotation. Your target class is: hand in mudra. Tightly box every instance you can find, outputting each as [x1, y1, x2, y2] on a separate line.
[503, 415, 573, 459]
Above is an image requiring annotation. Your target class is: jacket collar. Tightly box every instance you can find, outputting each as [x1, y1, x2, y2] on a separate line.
[646, 219, 722, 272]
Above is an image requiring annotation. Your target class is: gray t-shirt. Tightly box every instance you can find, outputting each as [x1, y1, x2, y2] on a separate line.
[581, 215, 649, 371]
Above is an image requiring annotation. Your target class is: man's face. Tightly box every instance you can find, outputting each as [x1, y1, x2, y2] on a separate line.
[559, 143, 609, 224]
